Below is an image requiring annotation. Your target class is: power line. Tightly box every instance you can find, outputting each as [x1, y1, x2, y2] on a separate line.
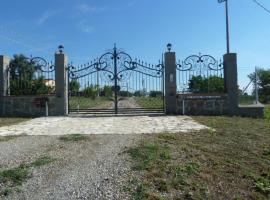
[252, 0, 270, 14]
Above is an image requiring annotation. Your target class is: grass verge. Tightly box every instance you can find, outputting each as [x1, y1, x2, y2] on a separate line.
[134, 97, 163, 109]
[58, 134, 89, 142]
[125, 117, 270, 199]
[0, 156, 55, 197]
[0, 118, 30, 128]
[264, 106, 270, 120]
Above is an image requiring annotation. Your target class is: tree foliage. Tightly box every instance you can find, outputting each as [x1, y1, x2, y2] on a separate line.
[188, 76, 224, 93]
[248, 68, 270, 103]
[69, 80, 80, 94]
[9, 54, 53, 95]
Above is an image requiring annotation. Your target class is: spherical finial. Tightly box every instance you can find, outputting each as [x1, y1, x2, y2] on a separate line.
[58, 45, 64, 54]
[167, 43, 172, 52]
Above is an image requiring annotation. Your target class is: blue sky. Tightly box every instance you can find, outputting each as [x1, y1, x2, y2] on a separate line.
[0, 0, 269, 90]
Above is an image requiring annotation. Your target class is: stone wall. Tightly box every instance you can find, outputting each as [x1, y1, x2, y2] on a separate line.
[177, 94, 229, 116]
[0, 96, 64, 117]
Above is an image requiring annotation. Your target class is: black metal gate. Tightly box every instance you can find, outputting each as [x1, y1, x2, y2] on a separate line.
[68, 45, 164, 115]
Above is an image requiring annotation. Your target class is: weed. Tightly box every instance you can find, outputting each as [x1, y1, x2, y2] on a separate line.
[0, 135, 21, 142]
[59, 134, 89, 142]
[0, 155, 55, 197]
[126, 142, 171, 171]
[30, 156, 55, 168]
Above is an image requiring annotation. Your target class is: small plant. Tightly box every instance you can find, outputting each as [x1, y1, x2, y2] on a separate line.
[185, 162, 201, 175]
[30, 156, 55, 167]
[0, 164, 29, 186]
[126, 141, 171, 171]
[59, 134, 89, 142]
[0, 155, 55, 197]
[0, 135, 20, 142]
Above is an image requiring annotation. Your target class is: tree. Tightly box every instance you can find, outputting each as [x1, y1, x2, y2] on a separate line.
[9, 54, 51, 95]
[83, 85, 98, 99]
[248, 68, 270, 103]
[102, 86, 113, 97]
[69, 80, 80, 94]
[149, 91, 163, 98]
[188, 76, 224, 93]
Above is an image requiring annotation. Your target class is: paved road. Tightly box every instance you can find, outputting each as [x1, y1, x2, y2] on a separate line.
[0, 116, 208, 136]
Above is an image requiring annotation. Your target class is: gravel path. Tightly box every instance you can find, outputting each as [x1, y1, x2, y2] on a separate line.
[1, 134, 138, 200]
[0, 116, 208, 199]
[0, 116, 208, 136]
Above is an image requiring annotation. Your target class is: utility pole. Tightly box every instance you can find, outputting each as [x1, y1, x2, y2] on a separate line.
[218, 0, 230, 54]
[255, 67, 259, 104]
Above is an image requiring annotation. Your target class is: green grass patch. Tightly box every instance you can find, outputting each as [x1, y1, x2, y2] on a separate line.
[0, 135, 23, 142]
[69, 96, 111, 110]
[264, 106, 270, 120]
[58, 134, 89, 142]
[0, 155, 55, 197]
[125, 117, 270, 199]
[0, 118, 30, 128]
[30, 156, 55, 168]
[134, 97, 163, 109]
[126, 141, 171, 171]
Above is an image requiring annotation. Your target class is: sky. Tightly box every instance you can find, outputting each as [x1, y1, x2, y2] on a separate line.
[0, 0, 269, 91]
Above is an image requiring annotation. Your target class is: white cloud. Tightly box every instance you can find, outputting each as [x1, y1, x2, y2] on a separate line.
[76, 4, 97, 13]
[37, 10, 61, 25]
[77, 20, 94, 34]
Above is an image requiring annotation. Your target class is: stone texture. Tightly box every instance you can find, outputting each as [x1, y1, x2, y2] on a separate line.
[177, 94, 228, 115]
[0, 96, 59, 117]
[0, 55, 10, 96]
[0, 116, 208, 136]
[55, 53, 68, 116]
[223, 53, 239, 115]
[165, 52, 177, 114]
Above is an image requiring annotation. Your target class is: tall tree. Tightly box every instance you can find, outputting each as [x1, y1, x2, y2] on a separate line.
[188, 76, 224, 93]
[9, 54, 51, 95]
[248, 68, 270, 103]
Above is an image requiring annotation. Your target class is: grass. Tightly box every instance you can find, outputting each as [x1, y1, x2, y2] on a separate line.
[125, 117, 270, 199]
[58, 134, 89, 142]
[0, 118, 30, 128]
[264, 105, 270, 120]
[134, 97, 163, 109]
[69, 96, 111, 110]
[0, 135, 24, 142]
[0, 155, 55, 197]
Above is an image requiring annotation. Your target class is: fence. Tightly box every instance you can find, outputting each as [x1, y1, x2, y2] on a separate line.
[176, 54, 224, 94]
[8, 55, 55, 96]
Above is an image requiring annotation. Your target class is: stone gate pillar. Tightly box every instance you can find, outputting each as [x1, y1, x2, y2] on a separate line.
[0, 55, 10, 97]
[165, 51, 177, 114]
[55, 51, 68, 116]
[223, 53, 238, 115]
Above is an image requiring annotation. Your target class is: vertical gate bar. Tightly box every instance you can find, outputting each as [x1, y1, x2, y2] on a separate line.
[113, 45, 118, 114]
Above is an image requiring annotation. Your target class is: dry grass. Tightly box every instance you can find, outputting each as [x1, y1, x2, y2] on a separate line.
[0, 118, 30, 128]
[125, 116, 270, 200]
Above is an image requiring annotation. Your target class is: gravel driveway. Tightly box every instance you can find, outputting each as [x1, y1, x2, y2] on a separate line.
[1, 134, 137, 200]
[0, 116, 208, 199]
[0, 116, 207, 136]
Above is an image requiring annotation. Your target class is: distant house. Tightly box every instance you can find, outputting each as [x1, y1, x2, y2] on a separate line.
[43, 79, 55, 88]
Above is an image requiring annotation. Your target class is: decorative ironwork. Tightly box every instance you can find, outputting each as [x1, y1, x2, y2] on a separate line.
[68, 45, 165, 115]
[8, 56, 55, 96]
[68, 46, 164, 81]
[177, 54, 223, 72]
[176, 54, 224, 94]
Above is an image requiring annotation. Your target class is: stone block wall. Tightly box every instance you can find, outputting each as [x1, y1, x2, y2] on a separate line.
[0, 96, 64, 117]
[177, 94, 229, 116]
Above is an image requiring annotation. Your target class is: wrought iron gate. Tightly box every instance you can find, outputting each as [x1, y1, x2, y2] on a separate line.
[68, 45, 164, 115]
